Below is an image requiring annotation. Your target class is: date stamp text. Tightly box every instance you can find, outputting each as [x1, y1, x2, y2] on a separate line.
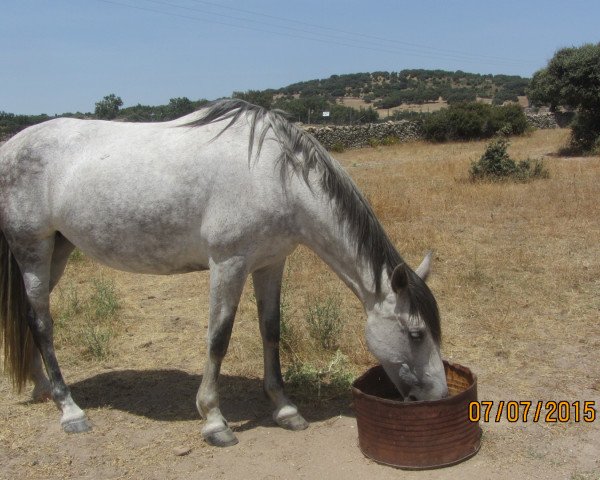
[468, 401, 597, 423]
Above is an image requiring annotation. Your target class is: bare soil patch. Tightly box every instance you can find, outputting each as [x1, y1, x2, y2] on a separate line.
[1, 129, 599, 480]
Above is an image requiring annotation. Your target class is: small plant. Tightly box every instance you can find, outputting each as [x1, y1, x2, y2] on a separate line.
[69, 248, 85, 262]
[329, 142, 345, 153]
[82, 325, 113, 360]
[368, 137, 381, 148]
[52, 277, 120, 361]
[55, 283, 82, 327]
[470, 135, 549, 182]
[278, 263, 303, 356]
[305, 295, 343, 350]
[381, 135, 399, 146]
[283, 350, 354, 403]
[90, 278, 119, 319]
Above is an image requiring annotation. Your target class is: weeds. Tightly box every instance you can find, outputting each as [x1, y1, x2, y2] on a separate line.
[90, 278, 119, 319]
[305, 294, 343, 350]
[329, 142, 345, 153]
[82, 325, 113, 360]
[283, 350, 354, 404]
[52, 277, 120, 361]
[381, 135, 399, 146]
[69, 249, 85, 262]
[55, 284, 82, 327]
[278, 265, 302, 356]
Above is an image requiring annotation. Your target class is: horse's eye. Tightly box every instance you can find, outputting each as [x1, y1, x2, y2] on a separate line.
[409, 329, 425, 341]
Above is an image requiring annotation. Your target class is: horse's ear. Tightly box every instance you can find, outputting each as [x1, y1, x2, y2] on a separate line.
[415, 251, 433, 282]
[391, 263, 409, 293]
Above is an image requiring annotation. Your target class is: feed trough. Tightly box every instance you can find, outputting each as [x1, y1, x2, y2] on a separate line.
[352, 361, 481, 470]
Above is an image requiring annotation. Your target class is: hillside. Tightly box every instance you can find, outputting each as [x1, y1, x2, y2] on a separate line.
[275, 69, 529, 106]
[1, 69, 530, 138]
[235, 69, 529, 122]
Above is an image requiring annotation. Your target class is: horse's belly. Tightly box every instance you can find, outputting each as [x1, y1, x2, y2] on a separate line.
[64, 224, 209, 275]
[55, 195, 210, 275]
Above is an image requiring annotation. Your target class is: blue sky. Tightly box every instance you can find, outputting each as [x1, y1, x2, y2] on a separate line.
[2, 0, 599, 115]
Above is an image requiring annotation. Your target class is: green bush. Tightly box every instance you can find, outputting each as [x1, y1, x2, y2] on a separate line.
[470, 136, 549, 181]
[423, 102, 528, 142]
[470, 136, 515, 178]
[495, 104, 529, 134]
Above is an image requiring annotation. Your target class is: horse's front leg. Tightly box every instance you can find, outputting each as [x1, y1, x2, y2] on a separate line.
[196, 256, 247, 447]
[252, 262, 308, 431]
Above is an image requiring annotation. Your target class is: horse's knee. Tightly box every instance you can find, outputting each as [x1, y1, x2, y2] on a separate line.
[208, 319, 235, 359]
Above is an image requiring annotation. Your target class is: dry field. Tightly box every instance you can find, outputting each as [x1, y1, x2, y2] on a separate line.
[338, 95, 529, 119]
[338, 96, 448, 119]
[1, 129, 599, 479]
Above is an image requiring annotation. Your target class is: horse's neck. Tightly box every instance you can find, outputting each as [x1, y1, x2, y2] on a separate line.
[298, 202, 383, 311]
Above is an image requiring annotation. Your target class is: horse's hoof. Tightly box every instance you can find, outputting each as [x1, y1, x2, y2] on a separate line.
[62, 417, 92, 434]
[202, 425, 238, 447]
[276, 412, 309, 431]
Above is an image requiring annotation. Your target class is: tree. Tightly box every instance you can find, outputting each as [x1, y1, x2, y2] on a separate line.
[94, 94, 123, 120]
[528, 43, 600, 153]
[232, 90, 274, 109]
[167, 97, 195, 118]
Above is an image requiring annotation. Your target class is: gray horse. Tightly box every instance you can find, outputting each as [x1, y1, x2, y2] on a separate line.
[0, 99, 447, 446]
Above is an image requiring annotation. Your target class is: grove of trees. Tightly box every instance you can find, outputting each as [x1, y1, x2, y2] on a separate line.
[528, 42, 600, 153]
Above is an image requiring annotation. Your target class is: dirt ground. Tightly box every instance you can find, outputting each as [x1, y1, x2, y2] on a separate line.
[1, 129, 599, 479]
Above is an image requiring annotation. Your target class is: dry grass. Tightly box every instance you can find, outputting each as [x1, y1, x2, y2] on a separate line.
[1, 128, 599, 479]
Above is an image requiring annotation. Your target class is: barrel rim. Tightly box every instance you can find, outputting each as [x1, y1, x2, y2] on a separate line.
[351, 360, 477, 407]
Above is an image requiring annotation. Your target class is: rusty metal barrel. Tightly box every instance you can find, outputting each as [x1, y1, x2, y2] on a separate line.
[351, 361, 481, 469]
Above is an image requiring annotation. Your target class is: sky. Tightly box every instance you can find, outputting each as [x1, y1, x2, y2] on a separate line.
[1, 0, 599, 115]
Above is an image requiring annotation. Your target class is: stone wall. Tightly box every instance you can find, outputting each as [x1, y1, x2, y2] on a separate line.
[525, 111, 574, 129]
[303, 112, 571, 150]
[303, 120, 422, 150]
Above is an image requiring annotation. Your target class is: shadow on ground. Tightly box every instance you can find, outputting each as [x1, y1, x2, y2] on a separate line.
[71, 369, 354, 433]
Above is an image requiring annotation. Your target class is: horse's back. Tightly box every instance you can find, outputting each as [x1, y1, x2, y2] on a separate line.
[0, 116, 301, 274]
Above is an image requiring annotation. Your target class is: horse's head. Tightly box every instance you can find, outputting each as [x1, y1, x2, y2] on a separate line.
[366, 253, 448, 401]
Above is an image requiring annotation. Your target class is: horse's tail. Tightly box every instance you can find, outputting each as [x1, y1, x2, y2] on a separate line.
[0, 230, 35, 392]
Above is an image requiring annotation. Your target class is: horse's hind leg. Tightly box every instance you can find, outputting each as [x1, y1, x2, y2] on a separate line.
[252, 262, 308, 431]
[12, 235, 90, 432]
[30, 233, 75, 402]
[30, 349, 52, 402]
[196, 257, 247, 447]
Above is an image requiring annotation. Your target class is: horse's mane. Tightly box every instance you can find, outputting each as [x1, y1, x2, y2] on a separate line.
[185, 99, 440, 343]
